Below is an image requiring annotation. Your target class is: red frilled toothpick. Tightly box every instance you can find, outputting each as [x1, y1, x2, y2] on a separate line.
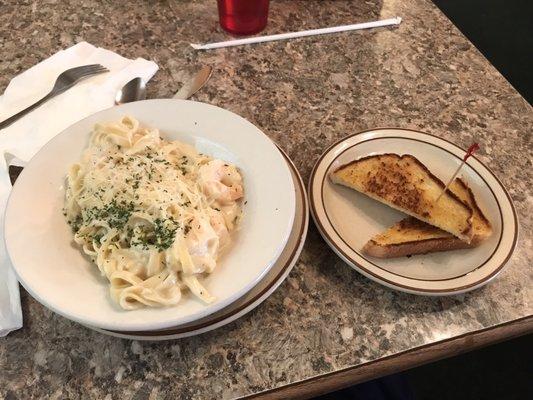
[436, 143, 480, 202]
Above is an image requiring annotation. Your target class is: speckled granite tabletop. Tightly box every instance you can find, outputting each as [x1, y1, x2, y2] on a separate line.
[1, 0, 532, 399]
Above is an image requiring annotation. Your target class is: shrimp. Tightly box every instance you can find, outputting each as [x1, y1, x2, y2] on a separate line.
[199, 159, 243, 204]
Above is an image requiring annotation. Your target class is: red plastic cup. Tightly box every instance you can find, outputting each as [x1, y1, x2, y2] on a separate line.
[217, 0, 270, 36]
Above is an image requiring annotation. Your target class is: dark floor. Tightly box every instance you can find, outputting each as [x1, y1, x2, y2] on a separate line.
[316, 334, 533, 400]
[317, 1, 532, 399]
[432, 0, 533, 104]
[406, 334, 533, 400]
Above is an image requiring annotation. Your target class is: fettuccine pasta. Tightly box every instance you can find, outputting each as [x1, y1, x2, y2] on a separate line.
[64, 116, 244, 310]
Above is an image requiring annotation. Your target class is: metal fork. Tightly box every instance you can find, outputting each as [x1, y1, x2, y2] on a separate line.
[0, 64, 109, 130]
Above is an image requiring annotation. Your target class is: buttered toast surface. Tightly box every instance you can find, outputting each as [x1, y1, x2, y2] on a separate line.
[330, 154, 474, 242]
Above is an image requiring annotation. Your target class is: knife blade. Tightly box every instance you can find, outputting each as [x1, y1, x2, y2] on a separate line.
[173, 66, 213, 100]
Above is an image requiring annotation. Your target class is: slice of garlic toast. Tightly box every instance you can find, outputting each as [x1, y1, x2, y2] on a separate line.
[363, 178, 492, 258]
[330, 154, 473, 242]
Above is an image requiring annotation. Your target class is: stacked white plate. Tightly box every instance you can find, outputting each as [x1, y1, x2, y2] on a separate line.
[5, 100, 308, 340]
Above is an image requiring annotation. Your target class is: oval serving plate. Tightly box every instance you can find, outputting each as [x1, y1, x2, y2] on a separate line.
[309, 128, 518, 295]
[5, 100, 296, 331]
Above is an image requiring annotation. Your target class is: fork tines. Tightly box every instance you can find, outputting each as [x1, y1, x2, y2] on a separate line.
[71, 64, 109, 75]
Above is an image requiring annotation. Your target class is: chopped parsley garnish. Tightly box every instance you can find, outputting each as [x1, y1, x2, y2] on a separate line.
[92, 233, 104, 244]
[153, 218, 178, 250]
[69, 200, 135, 233]
[129, 218, 178, 251]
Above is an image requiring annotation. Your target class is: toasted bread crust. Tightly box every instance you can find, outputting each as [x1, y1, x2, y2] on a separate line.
[454, 178, 491, 227]
[362, 236, 472, 258]
[331, 153, 474, 241]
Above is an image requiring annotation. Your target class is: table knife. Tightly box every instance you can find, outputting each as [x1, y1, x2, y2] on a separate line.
[173, 66, 213, 100]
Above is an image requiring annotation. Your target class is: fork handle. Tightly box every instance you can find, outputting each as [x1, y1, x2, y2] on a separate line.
[0, 91, 56, 130]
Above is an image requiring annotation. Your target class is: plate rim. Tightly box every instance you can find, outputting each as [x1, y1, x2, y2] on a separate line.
[4, 99, 296, 330]
[308, 127, 519, 295]
[94, 147, 309, 339]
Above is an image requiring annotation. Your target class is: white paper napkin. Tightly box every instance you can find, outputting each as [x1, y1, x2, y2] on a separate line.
[0, 42, 158, 337]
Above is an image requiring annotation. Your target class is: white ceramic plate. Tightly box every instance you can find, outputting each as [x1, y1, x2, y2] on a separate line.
[5, 99, 295, 331]
[309, 128, 518, 295]
[88, 148, 308, 340]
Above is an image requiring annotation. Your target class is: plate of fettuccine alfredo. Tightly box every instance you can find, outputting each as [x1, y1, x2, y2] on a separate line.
[4, 100, 295, 331]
